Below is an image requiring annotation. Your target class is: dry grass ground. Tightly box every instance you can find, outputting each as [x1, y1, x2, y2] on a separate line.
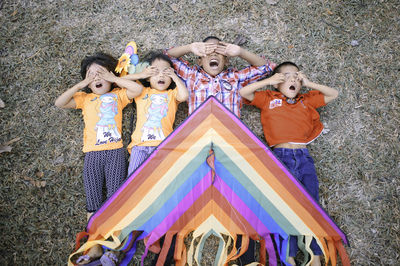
[0, 0, 399, 265]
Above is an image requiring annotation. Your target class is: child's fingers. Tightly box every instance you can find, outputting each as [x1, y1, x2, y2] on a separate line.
[146, 66, 159, 76]
[165, 68, 177, 77]
[86, 69, 95, 78]
[298, 71, 306, 79]
[82, 75, 94, 86]
[204, 43, 217, 54]
[272, 73, 285, 83]
[215, 46, 227, 55]
[96, 67, 112, 78]
[278, 73, 286, 80]
[162, 67, 172, 74]
[96, 66, 109, 75]
[218, 41, 229, 46]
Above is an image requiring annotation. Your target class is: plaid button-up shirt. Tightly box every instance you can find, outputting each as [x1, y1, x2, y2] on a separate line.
[169, 56, 274, 117]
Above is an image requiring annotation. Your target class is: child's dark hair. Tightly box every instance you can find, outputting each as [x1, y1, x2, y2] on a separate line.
[140, 51, 176, 90]
[80, 52, 118, 92]
[202, 36, 221, 42]
[273, 61, 300, 75]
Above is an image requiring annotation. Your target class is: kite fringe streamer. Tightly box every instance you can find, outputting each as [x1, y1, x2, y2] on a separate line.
[69, 232, 349, 266]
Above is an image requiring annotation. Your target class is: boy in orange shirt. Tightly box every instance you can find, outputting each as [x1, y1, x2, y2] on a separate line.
[240, 61, 339, 266]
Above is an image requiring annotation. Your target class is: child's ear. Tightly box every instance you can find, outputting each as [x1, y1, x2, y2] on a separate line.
[197, 57, 203, 66]
[224, 56, 229, 66]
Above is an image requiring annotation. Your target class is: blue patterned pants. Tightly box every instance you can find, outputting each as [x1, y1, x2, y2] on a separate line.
[83, 148, 126, 212]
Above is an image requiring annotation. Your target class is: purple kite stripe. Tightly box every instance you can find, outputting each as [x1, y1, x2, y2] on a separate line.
[88, 150, 161, 229]
[144, 171, 213, 248]
[213, 174, 271, 236]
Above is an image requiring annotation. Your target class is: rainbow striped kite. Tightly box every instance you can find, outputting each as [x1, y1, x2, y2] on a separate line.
[69, 97, 349, 266]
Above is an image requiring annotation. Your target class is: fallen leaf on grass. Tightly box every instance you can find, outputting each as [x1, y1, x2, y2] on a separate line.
[0, 145, 12, 153]
[36, 171, 44, 178]
[0, 98, 4, 108]
[266, 0, 278, 5]
[23, 176, 46, 188]
[170, 4, 179, 12]
[0, 137, 22, 153]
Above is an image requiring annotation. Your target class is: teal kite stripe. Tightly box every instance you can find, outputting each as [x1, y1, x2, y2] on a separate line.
[213, 145, 298, 236]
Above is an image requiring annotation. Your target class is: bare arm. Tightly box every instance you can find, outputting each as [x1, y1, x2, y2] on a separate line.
[300, 73, 339, 104]
[98, 69, 143, 99]
[122, 66, 159, 81]
[167, 42, 217, 58]
[164, 67, 188, 102]
[216, 42, 266, 66]
[55, 76, 93, 108]
[239, 73, 285, 102]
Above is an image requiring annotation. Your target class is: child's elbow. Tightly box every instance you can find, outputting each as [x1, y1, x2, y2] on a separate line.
[54, 100, 63, 108]
[325, 89, 339, 104]
[135, 82, 144, 91]
[332, 89, 339, 100]
[239, 90, 251, 101]
[178, 93, 189, 102]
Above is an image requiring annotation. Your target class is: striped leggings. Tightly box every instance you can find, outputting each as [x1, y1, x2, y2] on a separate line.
[127, 146, 156, 176]
[83, 148, 127, 212]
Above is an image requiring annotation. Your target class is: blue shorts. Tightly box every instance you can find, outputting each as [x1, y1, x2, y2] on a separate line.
[273, 148, 322, 256]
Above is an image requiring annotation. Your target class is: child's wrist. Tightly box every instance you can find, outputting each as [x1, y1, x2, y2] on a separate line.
[238, 47, 245, 57]
[74, 84, 84, 91]
[303, 79, 312, 87]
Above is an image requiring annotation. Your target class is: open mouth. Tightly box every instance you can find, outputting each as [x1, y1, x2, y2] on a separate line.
[158, 80, 165, 85]
[289, 85, 296, 91]
[209, 59, 219, 68]
[95, 83, 103, 88]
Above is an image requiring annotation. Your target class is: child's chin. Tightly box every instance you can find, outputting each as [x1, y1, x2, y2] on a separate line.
[208, 69, 222, 76]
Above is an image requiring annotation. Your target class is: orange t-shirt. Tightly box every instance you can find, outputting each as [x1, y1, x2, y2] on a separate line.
[249, 90, 326, 147]
[127, 87, 179, 152]
[74, 88, 132, 152]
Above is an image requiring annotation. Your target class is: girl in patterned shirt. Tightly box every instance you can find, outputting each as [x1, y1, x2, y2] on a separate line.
[55, 52, 143, 265]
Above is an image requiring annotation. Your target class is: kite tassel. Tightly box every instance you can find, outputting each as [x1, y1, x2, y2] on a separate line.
[74, 231, 89, 251]
[206, 146, 216, 183]
[156, 232, 175, 266]
[263, 234, 277, 266]
[335, 240, 350, 266]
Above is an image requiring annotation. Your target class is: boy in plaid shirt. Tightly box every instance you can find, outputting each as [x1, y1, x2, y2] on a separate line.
[165, 36, 274, 264]
[165, 36, 275, 117]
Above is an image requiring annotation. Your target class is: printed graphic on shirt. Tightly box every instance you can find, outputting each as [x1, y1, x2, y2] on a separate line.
[269, 99, 282, 109]
[141, 94, 168, 142]
[95, 93, 122, 145]
[221, 80, 233, 91]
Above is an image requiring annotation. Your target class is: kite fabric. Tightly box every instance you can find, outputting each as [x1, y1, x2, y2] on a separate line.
[69, 96, 349, 266]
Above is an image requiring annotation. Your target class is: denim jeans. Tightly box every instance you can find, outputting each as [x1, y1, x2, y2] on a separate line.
[273, 148, 322, 256]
